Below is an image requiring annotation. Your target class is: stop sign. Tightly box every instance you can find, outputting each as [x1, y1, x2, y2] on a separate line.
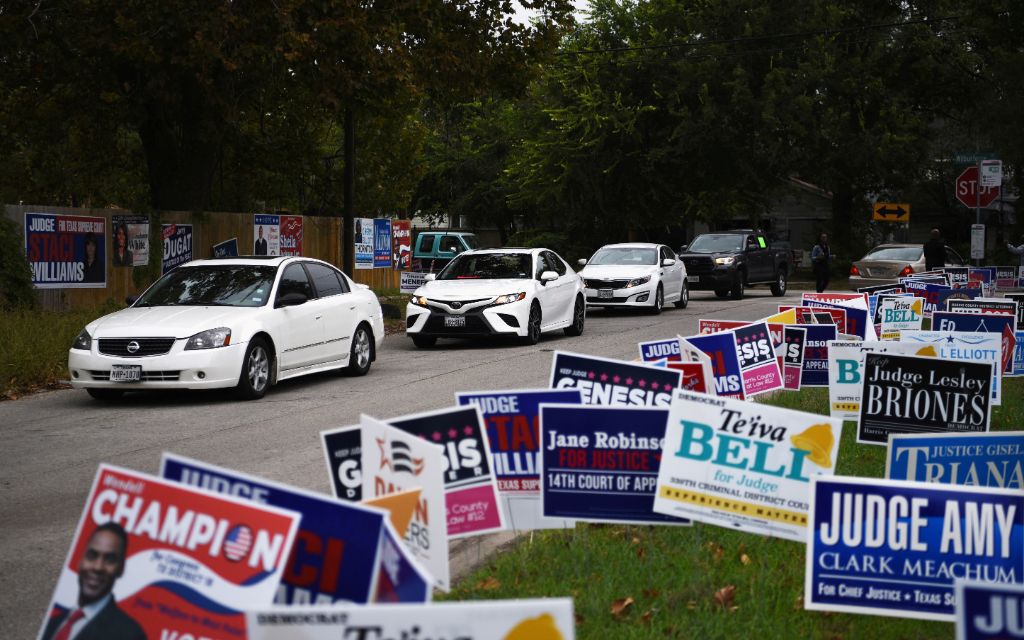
[956, 166, 1000, 208]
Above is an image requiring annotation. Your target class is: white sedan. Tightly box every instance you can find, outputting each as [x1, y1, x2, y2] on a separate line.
[68, 256, 385, 401]
[578, 243, 688, 313]
[406, 248, 586, 347]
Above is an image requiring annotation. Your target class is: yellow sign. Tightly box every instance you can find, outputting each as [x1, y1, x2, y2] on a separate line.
[872, 202, 910, 222]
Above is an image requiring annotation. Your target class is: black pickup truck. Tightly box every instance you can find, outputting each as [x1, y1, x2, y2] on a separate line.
[678, 230, 789, 300]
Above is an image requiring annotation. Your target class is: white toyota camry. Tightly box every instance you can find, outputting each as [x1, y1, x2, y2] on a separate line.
[68, 256, 385, 401]
[578, 243, 688, 313]
[405, 248, 586, 347]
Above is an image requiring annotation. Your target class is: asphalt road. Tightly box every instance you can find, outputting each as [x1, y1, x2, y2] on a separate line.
[0, 288, 803, 638]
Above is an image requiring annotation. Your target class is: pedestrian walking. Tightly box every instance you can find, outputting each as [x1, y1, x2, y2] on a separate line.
[1006, 233, 1024, 266]
[810, 233, 832, 293]
[922, 227, 945, 271]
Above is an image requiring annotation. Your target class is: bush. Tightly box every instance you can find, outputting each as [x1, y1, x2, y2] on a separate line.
[0, 216, 37, 310]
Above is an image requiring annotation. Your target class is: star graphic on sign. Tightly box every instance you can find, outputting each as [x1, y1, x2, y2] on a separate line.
[650, 381, 660, 390]
[448, 428, 458, 439]
[464, 425, 474, 435]
[600, 373, 608, 382]
[664, 385, 673, 392]
[377, 438, 393, 471]
[638, 379, 646, 388]
[432, 431, 442, 441]
[588, 371, 596, 379]
[613, 375, 621, 383]
[625, 377, 633, 385]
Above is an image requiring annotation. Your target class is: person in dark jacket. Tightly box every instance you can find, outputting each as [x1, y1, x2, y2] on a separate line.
[810, 233, 832, 293]
[923, 228, 945, 271]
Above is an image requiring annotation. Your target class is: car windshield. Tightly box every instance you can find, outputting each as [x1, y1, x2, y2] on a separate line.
[863, 247, 922, 262]
[687, 234, 744, 253]
[463, 235, 482, 249]
[135, 265, 277, 307]
[437, 253, 532, 279]
[589, 247, 658, 266]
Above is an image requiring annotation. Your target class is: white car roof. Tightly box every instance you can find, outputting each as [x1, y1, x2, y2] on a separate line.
[180, 256, 329, 268]
[463, 248, 542, 255]
[596, 243, 662, 249]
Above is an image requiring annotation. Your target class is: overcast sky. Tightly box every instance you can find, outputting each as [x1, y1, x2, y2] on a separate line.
[513, 0, 589, 25]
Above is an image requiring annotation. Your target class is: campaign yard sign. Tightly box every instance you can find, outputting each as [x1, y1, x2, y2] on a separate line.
[392, 219, 412, 270]
[355, 217, 374, 269]
[245, 599, 576, 640]
[111, 214, 149, 267]
[159, 453, 427, 606]
[947, 298, 1019, 317]
[879, 297, 923, 340]
[733, 321, 783, 396]
[680, 332, 745, 399]
[828, 342, 867, 420]
[457, 388, 581, 530]
[358, 416, 449, 591]
[549, 351, 681, 407]
[320, 425, 363, 501]
[212, 237, 239, 258]
[666, 359, 716, 395]
[857, 353, 993, 446]
[386, 406, 506, 539]
[371, 520, 433, 604]
[903, 278, 953, 316]
[253, 214, 303, 256]
[161, 223, 193, 274]
[25, 212, 106, 287]
[932, 311, 1017, 374]
[373, 218, 392, 268]
[399, 271, 429, 294]
[805, 475, 1024, 621]
[638, 338, 682, 362]
[801, 297, 873, 340]
[995, 266, 1019, 290]
[886, 432, 1024, 490]
[944, 267, 970, 288]
[38, 464, 299, 640]
[781, 326, 806, 390]
[955, 579, 1024, 640]
[800, 324, 839, 387]
[1003, 293, 1024, 327]
[697, 319, 748, 334]
[539, 405, 687, 526]
[899, 331, 1003, 405]
[935, 287, 983, 315]
[653, 389, 842, 542]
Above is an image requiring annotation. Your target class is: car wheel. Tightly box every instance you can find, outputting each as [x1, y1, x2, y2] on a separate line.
[730, 272, 745, 300]
[649, 284, 664, 315]
[771, 269, 788, 297]
[411, 334, 437, 348]
[345, 324, 373, 376]
[564, 295, 585, 336]
[236, 336, 271, 400]
[715, 289, 730, 298]
[521, 302, 542, 345]
[87, 388, 124, 401]
[674, 280, 689, 309]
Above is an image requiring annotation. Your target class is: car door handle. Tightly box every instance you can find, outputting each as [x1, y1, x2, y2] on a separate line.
[349, 306, 356, 310]
[315, 314, 323, 320]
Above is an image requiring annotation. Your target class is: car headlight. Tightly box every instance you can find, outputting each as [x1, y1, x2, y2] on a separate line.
[184, 327, 232, 350]
[625, 275, 651, 288]
[494, 292, 526, 305]
[410, 295, 429, 307]
[714, 257, 735, 265]
[72, 329, 92, 351]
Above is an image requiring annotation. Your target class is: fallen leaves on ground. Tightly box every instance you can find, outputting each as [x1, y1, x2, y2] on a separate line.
[713, 585, 737, 608]
[610, 597, 635, 618]
[475, 576, 501, 591]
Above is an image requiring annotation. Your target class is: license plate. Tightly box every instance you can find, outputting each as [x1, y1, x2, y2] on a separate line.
[598, 289, 613, 299]
[687, 275, 700, 283]
[110, 364, 142, 382]
[444, 316, 466, 328]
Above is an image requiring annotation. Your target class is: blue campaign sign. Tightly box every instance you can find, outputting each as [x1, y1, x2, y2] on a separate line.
[213, 237, 239, 257]
[373, 219, 392, 268]
[549, 351, 681, 407]
[903, 279, 952, 315]
[24, 212, 107, 288]
[932, 312, 1016, 373]
[802, 299, 870, 338]
[1015, 331, 1024, 376]
[638, 338, 681, 362]
[161, 453, 404, 605]
[955, 579, 1024, 640]
[457, 388, 582, 495]
[887, 432, 1024, 489]
[539, 405, 687, 525]
[936, 287, 982, 312]
[805, 476, 1024, 621]
[681, 332, 744, 399]
[161, 223, 193, 274]
[800, 324, 838, 387]
[372, 521, 432, 604]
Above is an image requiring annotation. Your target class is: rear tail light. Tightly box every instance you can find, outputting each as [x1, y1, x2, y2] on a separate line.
[849, 264, 861, 277]
[898, 265, 915, 277]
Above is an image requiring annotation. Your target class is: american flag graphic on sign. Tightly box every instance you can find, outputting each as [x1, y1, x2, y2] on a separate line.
[223, 524, 252, 562]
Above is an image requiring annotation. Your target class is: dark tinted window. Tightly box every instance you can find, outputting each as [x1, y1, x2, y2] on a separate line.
[420, 235, 435, 252]
[306, 262, 345, 297]
[545, 251, 567, 275]
[278, 264, 314, 300]
[437, 253, 533, 279]
[535, 253, 550, 278]
[135, 266, 276, 307]
[440, 235, 462, 253]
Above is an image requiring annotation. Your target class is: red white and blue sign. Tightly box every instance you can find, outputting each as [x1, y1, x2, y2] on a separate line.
[549, 351, 681, 407]
[932, 312, 1017, 373]
[24, 212, 106, 288]
[638, 338, 682, 362]
[805, 475, 1024, 621]
[799, 324, 838, 387]
[539, 405, 687, 525]
[681, 333, 745, 399]
[39, 465, 299, 640]
[373, 219, 392, 268]
[733, 321, 783, 396]
[161, 223, 193, 274]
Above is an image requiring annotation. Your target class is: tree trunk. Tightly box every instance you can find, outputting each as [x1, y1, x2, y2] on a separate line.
[343, 106, 356, 274]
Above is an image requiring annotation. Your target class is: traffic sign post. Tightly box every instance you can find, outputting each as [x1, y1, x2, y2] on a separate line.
[955, 166, 999, 209]
[872, 202, 910, 222]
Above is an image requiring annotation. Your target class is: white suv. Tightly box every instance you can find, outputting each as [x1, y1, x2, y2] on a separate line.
[406, 248, 586, 347]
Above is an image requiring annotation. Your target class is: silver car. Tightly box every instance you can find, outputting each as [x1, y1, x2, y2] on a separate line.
[849, 243, 967, 288]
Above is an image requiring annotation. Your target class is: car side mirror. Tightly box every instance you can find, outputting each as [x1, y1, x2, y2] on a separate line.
[540, 270, 559, 283]
[424, 273, 436, 282]
[449, 246, 461, 254]
[125, 295, 139, 306]
[577, 258, 588, 267]
[276, 292, 308, 308]
[661, 258, 675, 267]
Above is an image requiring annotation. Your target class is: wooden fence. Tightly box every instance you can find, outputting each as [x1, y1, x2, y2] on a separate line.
[5, 205, 402, 311]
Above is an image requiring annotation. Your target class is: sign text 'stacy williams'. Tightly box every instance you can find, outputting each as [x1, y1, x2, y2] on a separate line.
[805, 476, 1023, 621]
[857, 353, 992, 446]
[653, 389, 842, 542]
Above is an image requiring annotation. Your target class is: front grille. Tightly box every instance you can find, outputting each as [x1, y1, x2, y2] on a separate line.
[98, 338, 176, 357]
[88, 370, 181, 381]
[584, 279, 630, 290]
[681, 257, 714, 275]
[424, 313, 492, 334]
[433, 298, 490, 310]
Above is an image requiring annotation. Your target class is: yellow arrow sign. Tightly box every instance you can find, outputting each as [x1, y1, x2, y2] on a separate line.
[873, 202, 910, 222]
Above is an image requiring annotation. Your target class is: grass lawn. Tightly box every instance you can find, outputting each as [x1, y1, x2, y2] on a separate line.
[442, 381, 1024, 639]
